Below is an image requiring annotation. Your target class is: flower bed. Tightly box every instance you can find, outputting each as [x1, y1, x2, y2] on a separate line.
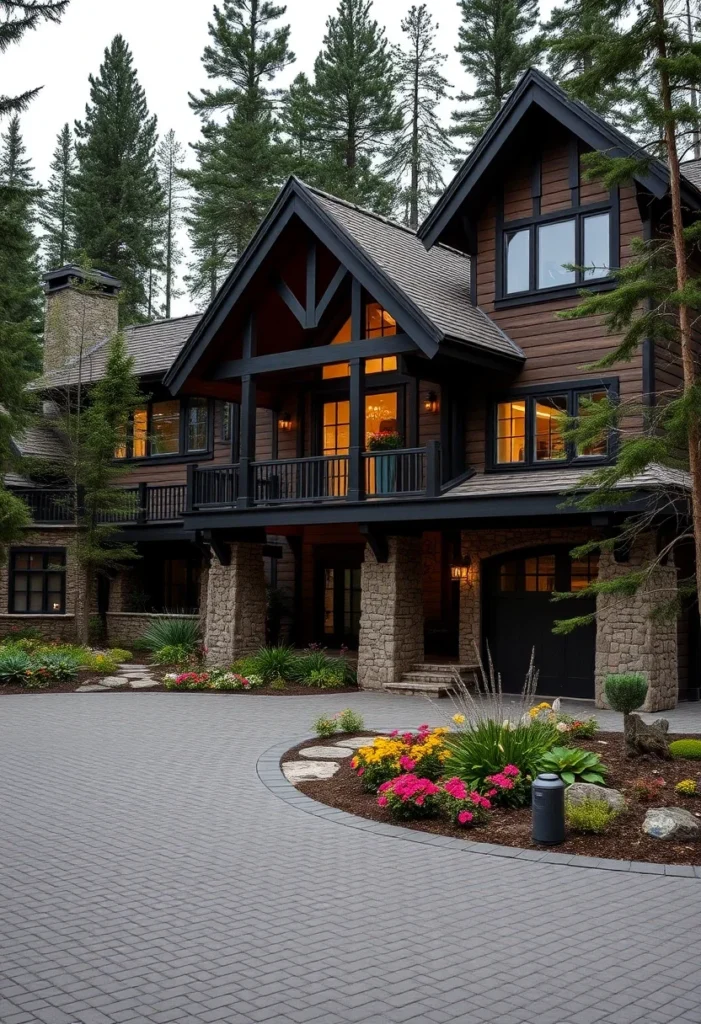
[0, 632, 134, 693]
[283, 727, 701, 866]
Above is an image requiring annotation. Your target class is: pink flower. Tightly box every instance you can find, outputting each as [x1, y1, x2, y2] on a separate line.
[378, 780, 391, 793]
[399, 756, 416, 771]
[418, 724, 430, 732]
[487, 788, 498, 797]
[415, 796, 425, 806]
[401, 732, 414, 743]
[503, 765, 520, 777]
[389, 730, 399, 738]
[377, 796, 388, 807]
[457, 810, 473, 825]
[443, 777, 468, 801]
[357, 767, 365, 776]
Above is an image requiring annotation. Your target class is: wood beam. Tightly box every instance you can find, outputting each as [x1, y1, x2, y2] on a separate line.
[274, 276, 306, 327]
[305, 243, 316, 328]
[238, 374, 257, 508]
[359, 524, 388, 563]
[314, 265, 348, 326]
[211, 335, 418, 379]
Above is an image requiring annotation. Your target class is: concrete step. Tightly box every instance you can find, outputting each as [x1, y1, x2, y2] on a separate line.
[411, 663, 476, 675]
[401, 671, 464, 685]
[384, 680, 457, 698]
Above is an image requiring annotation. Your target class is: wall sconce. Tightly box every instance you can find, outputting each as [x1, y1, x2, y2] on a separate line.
[278, 412, 293, 431]
[424, 391, 439, 414]
[450, 555, 471, 581]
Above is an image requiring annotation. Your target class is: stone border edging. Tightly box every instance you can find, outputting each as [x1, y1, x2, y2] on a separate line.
[256, 732, 701, 879]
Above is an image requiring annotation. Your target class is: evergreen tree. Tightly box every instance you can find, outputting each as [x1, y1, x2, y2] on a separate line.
[156, 130, 187, 319]
[40, 123, 75, 268]
[311, 0, 401, 213]
[280, 72, 325, 185]
[184, 1, 294, 298]
[0, 1, 69, 117]
[386, 4, 454, 229]
[72, 35, 165, 326]
[544, 1, 701, 625]
[0, 114, 34, 186]
[451, 0, 541, 152]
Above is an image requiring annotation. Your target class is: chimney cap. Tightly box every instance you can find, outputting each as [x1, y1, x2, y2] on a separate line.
[42, 264, 122, 296]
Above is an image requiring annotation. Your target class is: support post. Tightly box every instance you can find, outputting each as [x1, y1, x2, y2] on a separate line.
[347, 356, 365, 502]
[237, 373, 257, 508]
[186, 463, 197, 513]
[425, 440, 441, 496]
[137, 481, 148, 524]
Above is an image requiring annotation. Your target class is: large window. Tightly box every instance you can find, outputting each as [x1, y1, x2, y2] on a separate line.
[322, 302, 399, 379]
[494, 384, 612, 469]
[503, 210, 611, 298]
[115, 399, 210, 460]
[10, 549, 66, 614]
[151, 401, 180, 455]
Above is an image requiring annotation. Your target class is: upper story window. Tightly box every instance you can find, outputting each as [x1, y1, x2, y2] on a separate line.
[322, 302, 399, 379]
[493, 384, 612, 469]
[115, 398, 210, 460]
[504, 209, 611, 298]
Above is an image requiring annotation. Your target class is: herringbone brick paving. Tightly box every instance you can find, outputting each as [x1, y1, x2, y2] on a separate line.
[1, 692, 700, 1024]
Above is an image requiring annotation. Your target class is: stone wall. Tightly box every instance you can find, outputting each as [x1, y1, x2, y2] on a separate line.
[106, 612, 199, 651]
[204, 542, 266, 666]
[43, 287, 119, 373]
[357, 536, 424, 689]
[595, 535, 678, 712]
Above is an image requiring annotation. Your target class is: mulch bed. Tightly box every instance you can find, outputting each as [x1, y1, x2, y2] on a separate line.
[287, 733, 701, 866]
[0, 669, 118, 695]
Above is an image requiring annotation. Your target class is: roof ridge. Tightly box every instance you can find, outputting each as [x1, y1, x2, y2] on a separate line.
[125, 312, 201, 332]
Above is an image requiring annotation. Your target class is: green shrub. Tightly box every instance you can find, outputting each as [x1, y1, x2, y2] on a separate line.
[304, 667, 345, 689]
[140, 616, 200, 656]
[539, 746, 607, 785]
[108, 648, 132, 663]
[604, 673, 648, 714]
[0, 648, 31, 685]
[313, 715, 338, 738]
[566, 797, 619, 834]
[2, 624, 42, 643]
[294, 647, 356, 685]
[154, 644, 194, 666]
[444, 719, 559, 790]
[270, 678, 287, 690]
[248, 645, 298, 683]
[669, 739, 701, 760]
[675, 779, 698, 796]
[337, 708, 364, 733]
[32, 652, 80, 683]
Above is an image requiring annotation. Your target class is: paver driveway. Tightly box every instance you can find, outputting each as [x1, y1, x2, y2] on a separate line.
[1, 692, 701, 1024]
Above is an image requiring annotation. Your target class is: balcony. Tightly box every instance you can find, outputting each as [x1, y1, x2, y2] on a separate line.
[13, 484, 187, 526]
[189, 442, 441, 510]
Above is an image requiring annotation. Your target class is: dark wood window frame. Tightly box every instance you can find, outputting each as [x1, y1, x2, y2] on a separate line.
[487, 377, 619, 472]
[495, 191, 620, 308]
[10, 548, 67, 615]
[116, 397, 215, 464]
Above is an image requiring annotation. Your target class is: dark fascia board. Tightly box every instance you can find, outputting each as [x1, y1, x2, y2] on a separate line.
[419, 68, 701, 251]
[164, 177, 442, 394]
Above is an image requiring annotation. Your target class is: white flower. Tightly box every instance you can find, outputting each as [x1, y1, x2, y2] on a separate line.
[556, 721, 570, 733]
[164, 673, 177, 682]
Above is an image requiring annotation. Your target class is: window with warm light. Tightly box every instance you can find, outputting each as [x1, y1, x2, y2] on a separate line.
[322, 302, 399, 379]
[114, 399, 210, 459]
[534, 396, 567, 462]
[496, 401, 526, 464]
[10, 549, 66, 614]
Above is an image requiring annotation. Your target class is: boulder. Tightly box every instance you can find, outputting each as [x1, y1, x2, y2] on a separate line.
[642, 807, 701, 841]
[624, 714, 671, 759]
[566, 782, 626, 813]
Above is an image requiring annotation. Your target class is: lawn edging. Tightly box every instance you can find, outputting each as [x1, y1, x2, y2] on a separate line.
[256, 733, 701, 879]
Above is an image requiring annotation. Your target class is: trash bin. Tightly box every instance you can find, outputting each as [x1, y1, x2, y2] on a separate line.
[532, 772, 565, 845]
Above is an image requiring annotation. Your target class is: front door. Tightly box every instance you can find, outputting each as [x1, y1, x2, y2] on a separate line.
[483, 547, 598, 698]
[315, 549, 363, 649]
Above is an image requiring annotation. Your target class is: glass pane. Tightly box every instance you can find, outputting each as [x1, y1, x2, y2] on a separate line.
[499, 561, 520, 592]
[506, 229, 530, 294]
[29, 591, 43, 612]
[14, 554, 29, 571]
[525, 554, 556, 593]
[323, 568, 334, 634]
[13, 591, 27, 612]
[14, 573, 27, 592]
[534, 396, 567, 461]
[47, 574, 62, 593]
[577, 390, 608, 456]
[152, 401, 180, 455]
[583, 213, 610, 280]
[365, 392, 398, 444]
[365, 302, 397, 337]
[222, 402, 233, 442]
[538, 219, 575, 289]
[322, 317, 352, 379]
[571, 553, 600, 591]
[29, 575, 43, 592]
[28, 553, 44, 570]
[496, 401, 526, 464]
[187, 398, 208, 452]
[133, 408, 148, 458]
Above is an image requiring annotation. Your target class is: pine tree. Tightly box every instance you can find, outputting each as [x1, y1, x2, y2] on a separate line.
[451, 0, 541, 152]
[280, 72, 325, 185]
[386, 5, 454, 229]
[40, 123, 75, 268]
[0, 1, 69, 117]
[311, 0, 401, 214]
[72, 35, 165, 326]
[0, 114, 34, 186]
[184, 1, 294, 298]
[545, 1, 701, 624]
[156, 130, 187, 319]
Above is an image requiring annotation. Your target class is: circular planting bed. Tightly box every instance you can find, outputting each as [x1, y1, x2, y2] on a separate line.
[281, 731, 701, 867]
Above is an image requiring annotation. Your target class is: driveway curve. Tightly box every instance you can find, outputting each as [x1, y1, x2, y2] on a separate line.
[1, 692, 700, 1024]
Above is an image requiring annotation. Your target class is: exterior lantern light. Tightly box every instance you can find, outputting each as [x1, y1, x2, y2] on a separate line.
[278, 412, 293, 431]
[424, 390, 439, 414]
[450, 555, 471, 581]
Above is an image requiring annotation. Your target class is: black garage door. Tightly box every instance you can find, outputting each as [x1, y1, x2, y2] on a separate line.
[483, 548, 597, 699]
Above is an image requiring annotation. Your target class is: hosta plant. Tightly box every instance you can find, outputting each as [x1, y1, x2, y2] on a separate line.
[539, 746, 607, 786]
[443, 719, 558, 791]
[377, 774, 441, 819]
[439, 777, 492, 827]
[32, 652, 80, 682]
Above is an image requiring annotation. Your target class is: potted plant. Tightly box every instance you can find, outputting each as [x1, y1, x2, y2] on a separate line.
[366, 430, 403, 494]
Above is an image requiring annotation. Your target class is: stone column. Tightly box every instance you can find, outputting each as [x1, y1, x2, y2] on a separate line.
[357, 536, 424, 689]
[205, 542, 266, 666]
[595, 534, 678, 711]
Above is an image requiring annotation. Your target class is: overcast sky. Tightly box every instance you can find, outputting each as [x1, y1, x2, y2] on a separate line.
[4, 0, 558, 316]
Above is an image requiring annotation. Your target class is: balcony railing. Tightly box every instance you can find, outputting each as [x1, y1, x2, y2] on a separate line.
[189, 442, 441, 510]
[13, 484, 187, 525]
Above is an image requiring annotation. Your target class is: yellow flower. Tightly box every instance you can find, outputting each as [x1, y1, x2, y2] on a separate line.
[452, 713, 465, 725]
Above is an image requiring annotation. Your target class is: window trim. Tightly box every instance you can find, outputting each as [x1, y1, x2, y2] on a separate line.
[116, 397, 214, 463]
[487, 378, 619, 472]
[495, 192, 620, 307]
[9, 548, 67, 615]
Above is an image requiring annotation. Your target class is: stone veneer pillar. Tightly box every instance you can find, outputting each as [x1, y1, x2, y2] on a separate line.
[204, 542, 266, 666]
[595, 534, 678, 712]
[357, 536, 424, 689]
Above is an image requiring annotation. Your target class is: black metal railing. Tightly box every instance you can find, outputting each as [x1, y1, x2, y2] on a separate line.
[189, 464, 239, 508]
[363, 448, 427, 497]
[14, 484, 188, 525]
[253, 455, 349, 504]
[146, 483, 187, 521]
[13, 489, 75, 523]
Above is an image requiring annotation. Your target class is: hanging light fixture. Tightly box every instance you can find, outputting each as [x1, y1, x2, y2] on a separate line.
[450, 554, 472, 581]
[424, 390, 439, 414]
[278, 412, 293, 431]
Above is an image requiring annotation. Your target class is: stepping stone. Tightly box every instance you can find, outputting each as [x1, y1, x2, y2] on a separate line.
[129, 679, 156, 689]
[124, 674, 153, 681]
[99, 676, 128, 689]
[334, 736, 379, 749]
[300, 745, 352, 759]
[282, 760, 340, 783]
[76, 684, 108, 692]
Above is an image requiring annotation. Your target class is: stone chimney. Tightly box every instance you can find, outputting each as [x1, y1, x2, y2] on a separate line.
[42, 265, 122, 375]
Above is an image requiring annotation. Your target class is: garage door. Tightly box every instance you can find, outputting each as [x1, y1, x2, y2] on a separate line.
[483, 548, 597, 699]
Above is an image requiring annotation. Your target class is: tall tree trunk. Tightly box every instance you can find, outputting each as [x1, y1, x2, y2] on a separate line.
[165, 201, 172, 318]
[409, 33, 420, 230]
[687, 0, 701, 159]
[656, 0, 701, 604]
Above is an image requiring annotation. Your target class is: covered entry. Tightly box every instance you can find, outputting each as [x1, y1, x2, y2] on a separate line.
[483, 546, 598, 698]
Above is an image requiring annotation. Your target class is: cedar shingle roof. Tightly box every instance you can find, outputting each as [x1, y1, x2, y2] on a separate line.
[682, 158, 701, 189]
[442, 464, 690, 498]
[12, 424, 68, 460]
[35, 313, 202, 390]
[309, 186, 524, 362]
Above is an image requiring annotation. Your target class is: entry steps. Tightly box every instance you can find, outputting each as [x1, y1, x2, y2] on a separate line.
[384, 663, 478, 698]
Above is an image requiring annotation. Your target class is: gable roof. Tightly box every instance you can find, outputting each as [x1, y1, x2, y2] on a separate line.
[419, 67, 701, 250]
[164, 177, 523, 393]
[34, 313, 202, 390]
